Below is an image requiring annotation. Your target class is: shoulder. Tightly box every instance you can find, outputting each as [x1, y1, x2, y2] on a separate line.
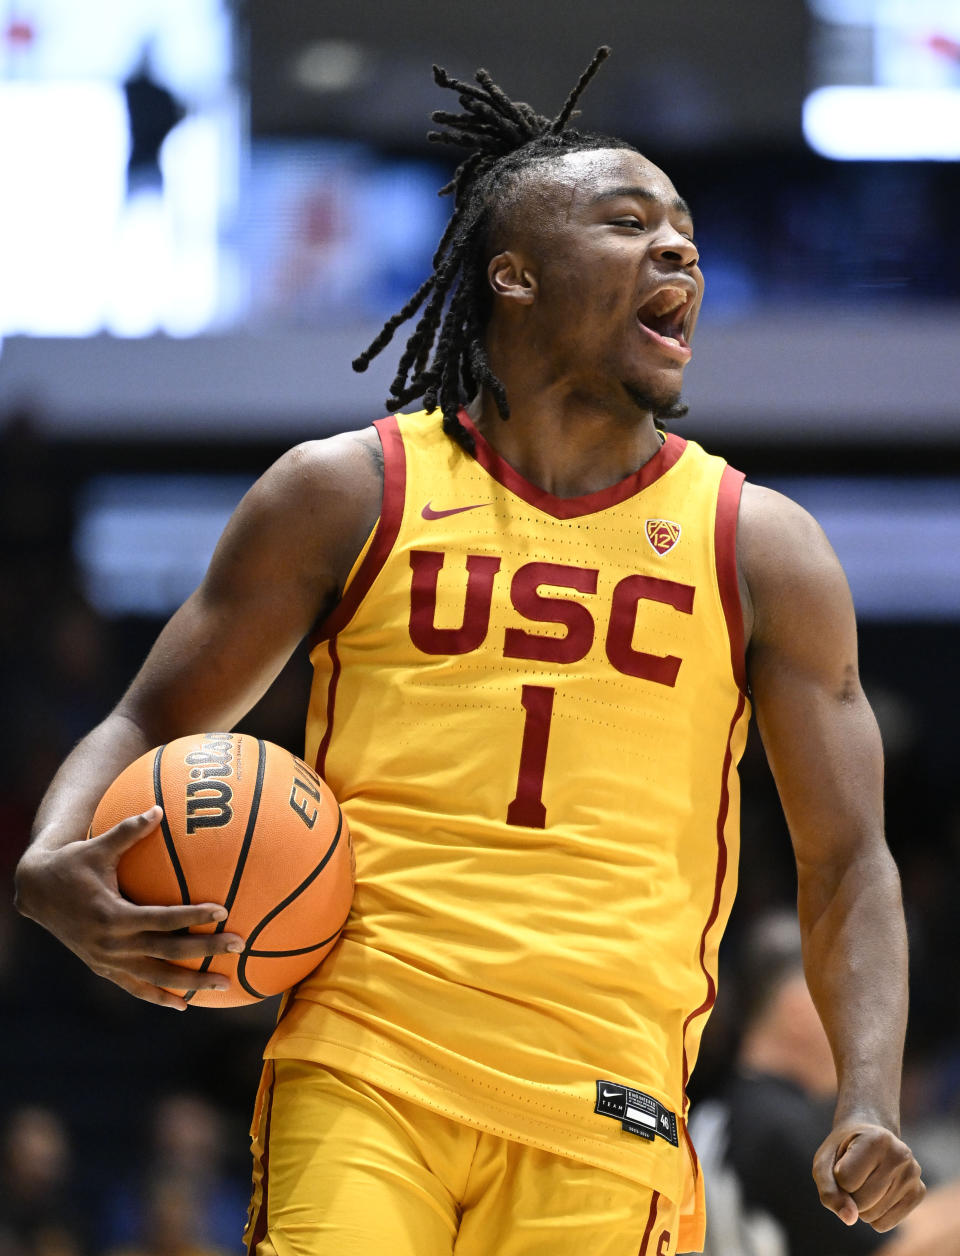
[204, 426, 385, 606]
[737, 481, 854, 653]
[248, 427, 382, 541]
[739, 481, 836, 575]
[262, 426, 384, 506]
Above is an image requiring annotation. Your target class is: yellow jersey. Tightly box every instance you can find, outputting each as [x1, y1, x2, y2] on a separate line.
[266, 409, 750, 1250]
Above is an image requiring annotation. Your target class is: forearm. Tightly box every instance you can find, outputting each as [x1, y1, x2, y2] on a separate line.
[798, 840, 908, 1132]
[15, 708, 152, 911]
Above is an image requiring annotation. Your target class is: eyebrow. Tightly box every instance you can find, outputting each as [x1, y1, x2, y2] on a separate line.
[590, 185, 693, 220]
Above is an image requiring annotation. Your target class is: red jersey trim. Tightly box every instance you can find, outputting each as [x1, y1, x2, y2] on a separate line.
[245, 1062, 276, 1254]
[312, 416, 406, 644]
[680, 1122, 702, 1244]
[680, 689, 747, 1096]
[714, 466, 747, 695]
[638, 1190, 661, 1255]
[458, 410, 687, 520]
[315, 637, 341, 780]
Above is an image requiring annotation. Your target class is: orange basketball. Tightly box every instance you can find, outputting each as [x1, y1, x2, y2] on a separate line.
[89, 732, 354, 1008]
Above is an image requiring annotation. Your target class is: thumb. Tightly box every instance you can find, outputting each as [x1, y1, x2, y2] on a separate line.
[813, 1137, 860, 1227]
[834, 1195, 860, 1227]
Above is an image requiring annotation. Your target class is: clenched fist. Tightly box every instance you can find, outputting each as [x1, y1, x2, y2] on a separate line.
[814, 1122, 925, 1233]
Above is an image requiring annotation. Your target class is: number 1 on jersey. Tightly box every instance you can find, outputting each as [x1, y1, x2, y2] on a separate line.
[506, 684, 555, 828]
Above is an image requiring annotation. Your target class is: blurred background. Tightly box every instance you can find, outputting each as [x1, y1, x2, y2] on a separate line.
[1, 1, 958, 1252]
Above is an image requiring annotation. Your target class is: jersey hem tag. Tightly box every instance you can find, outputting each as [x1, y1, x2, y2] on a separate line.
[594, 1080, 679, 1147]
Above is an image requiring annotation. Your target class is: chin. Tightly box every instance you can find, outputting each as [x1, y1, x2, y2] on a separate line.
[622, 380, 689, 423]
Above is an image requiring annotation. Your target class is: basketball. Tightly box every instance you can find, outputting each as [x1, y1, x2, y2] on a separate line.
[88, 732, 354, 1008]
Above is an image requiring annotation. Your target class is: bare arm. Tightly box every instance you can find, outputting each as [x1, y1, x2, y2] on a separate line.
[740, 482, 924, 1233]
[15, 428, 382, 1008]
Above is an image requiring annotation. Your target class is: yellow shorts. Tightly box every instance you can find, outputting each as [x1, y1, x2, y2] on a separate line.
[245, 1059, 678, 1256]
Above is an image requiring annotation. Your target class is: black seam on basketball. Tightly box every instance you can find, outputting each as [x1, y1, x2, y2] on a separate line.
[245, 913, 351, 958]
[237, 913, 349, 1000]
[236, 807, 345, 1000]
[234, 965, 265, 1000]
[192, 736, 267, 985]
[154, 744, 191, 905]
[221, 737, 267, 918]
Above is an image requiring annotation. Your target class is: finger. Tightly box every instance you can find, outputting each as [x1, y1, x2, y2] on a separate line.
[854, 1155, 924, 1225]
[855, 1169, 904, 1222]
[830, 1194, 859, 1226]
[142, 930, 245, 962]
[110, 971, 190, 1012]
[813, 1141, 859, 1225]
[120, 903, 229, 932]
[120, 957, 233, 992]
[85, 904, 230, 964]
[865, 1179, 926, 1233]
[843, 1161, 896, 1214]
[90, 806, 165, 854]
[834, 1136, 885, 1196]
[837, 1133, 920, 1215]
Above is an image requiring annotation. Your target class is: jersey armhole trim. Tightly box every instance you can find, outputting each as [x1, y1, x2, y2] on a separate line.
[310, 415, 406, 644]
[715, 465, 747, 695]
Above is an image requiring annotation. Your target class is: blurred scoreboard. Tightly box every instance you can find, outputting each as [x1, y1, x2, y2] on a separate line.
[0, 0, 451, 342]
[805, 0, 960, 158]
[0, 0, 240, 337]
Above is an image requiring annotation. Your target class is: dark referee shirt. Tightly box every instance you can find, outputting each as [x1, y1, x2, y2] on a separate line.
[725, 1071, 888, 1256]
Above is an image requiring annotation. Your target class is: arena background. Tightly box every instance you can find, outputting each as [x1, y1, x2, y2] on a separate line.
[1, 2, 958, 1250]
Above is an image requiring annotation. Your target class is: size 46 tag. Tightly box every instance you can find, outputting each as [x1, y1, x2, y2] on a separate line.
[594, 1080, 678, 1146]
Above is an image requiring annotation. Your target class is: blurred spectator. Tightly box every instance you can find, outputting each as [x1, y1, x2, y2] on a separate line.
[691, 912, 960, 1256]
[0, 1105, 86, 1256]
[101, 1176, 232, 1256]
[100, 1093, 248, 1255]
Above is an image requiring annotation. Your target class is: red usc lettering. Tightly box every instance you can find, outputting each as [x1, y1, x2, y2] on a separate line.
[605, 575, 695, 687]
[408, 551, 694, 684]
[504, 561, 598, 663]
[409, 551, 501, 654]
[657, 1232, 672, 1255]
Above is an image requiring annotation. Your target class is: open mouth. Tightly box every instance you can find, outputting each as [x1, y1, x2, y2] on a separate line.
[635, 286, 693, 359]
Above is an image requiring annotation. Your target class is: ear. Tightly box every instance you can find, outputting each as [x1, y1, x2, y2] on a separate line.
[487, 251, 537, 305]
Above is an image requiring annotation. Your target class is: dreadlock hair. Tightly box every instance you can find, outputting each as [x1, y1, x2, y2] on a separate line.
[351, 46, 635, 454]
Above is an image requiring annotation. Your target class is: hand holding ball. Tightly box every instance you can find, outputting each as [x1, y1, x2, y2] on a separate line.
[89, 733, 354, 1007]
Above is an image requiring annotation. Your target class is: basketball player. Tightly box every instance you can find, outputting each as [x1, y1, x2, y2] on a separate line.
[14, 49, 925, 1255]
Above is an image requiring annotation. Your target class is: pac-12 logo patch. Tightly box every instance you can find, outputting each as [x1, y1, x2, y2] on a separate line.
[645, 519, 681, 556]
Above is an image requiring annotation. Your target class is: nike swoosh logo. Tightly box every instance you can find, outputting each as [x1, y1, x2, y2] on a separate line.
[601, 1089, 623, 1099]
[421, 501, 491, 520]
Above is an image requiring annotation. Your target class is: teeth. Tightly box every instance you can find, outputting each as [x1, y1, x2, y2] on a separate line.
[643, 287, 687, 317]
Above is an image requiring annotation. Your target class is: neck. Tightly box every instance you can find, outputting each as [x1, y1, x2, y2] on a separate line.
[464, 382, 665, 501]
[468, 314, 674, 497]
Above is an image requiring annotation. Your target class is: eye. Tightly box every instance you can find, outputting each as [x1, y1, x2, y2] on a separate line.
[611, 217, 645, 230]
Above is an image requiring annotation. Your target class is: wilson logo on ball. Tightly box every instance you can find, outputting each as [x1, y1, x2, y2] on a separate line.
[184, 733, 236, 833]
[185, 780, 234, 833]
[90, 732, 354, 1007]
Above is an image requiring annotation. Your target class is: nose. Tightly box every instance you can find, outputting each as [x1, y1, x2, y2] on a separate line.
[651, 229, 699, 269]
